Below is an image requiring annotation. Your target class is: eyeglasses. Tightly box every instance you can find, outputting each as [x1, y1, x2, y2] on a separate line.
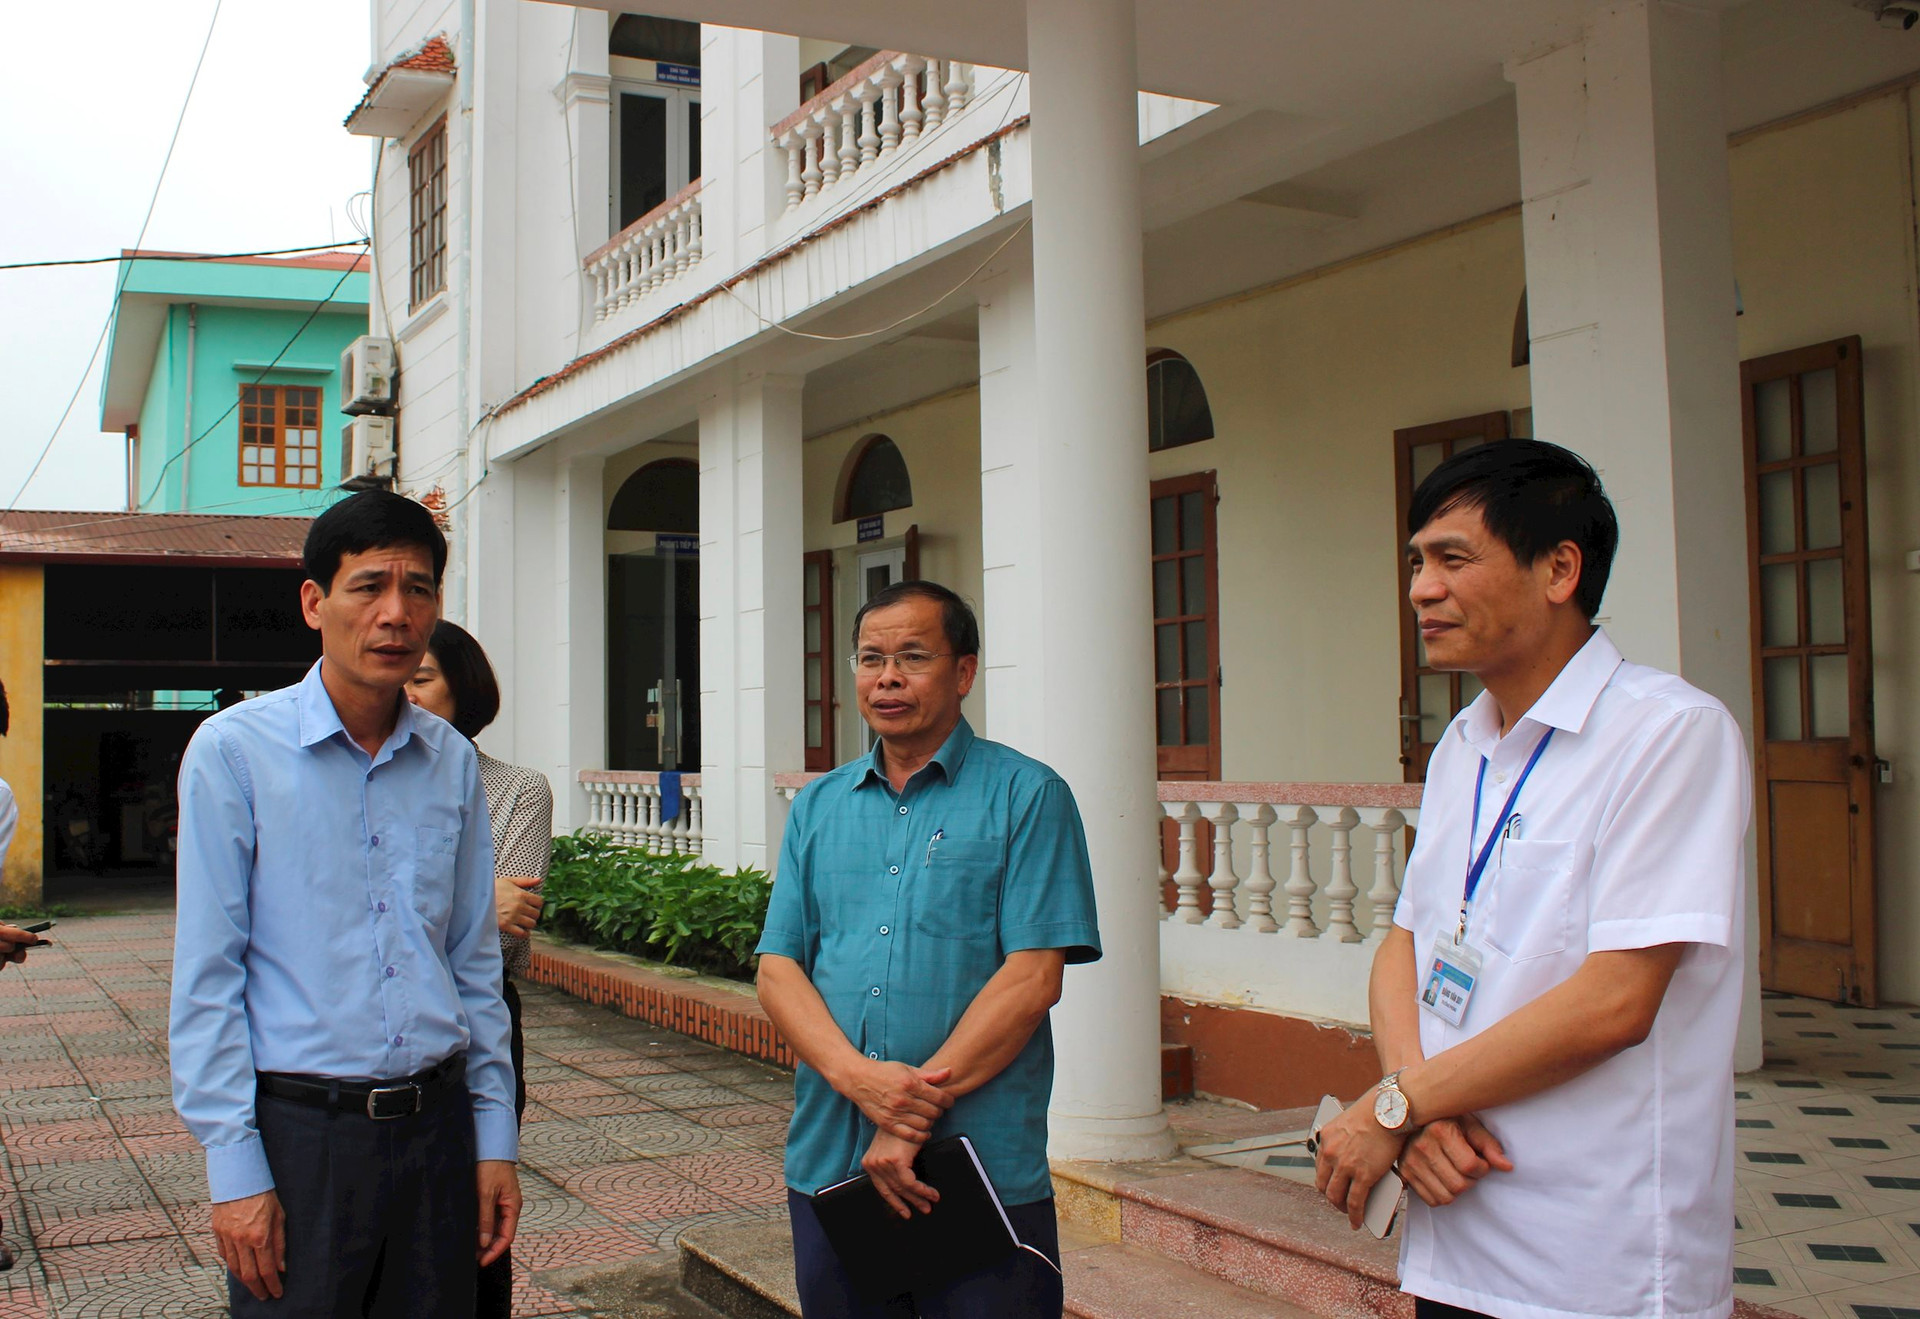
[848, 650, 951, 676]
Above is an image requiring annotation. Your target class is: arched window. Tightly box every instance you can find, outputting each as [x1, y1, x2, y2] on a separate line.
[608, 458, 698, 532]
[1146, 351, 1214, 452]
[835, 435, 912, 522]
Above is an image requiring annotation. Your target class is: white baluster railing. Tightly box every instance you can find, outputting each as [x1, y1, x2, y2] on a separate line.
[583, 181, 704, 323]
[576, 771, 705, 856]
[772, 54, 977, 214]
[1157, 782, 1424, 1026]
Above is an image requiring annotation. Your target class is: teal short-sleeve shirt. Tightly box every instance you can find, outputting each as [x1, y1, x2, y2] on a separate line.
[756, 717, 1101, 1204]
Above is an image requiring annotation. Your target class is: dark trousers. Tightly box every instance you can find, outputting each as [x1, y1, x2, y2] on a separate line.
[233, 1074, 478, 1317]
[475, 978, 526, 1319]
[1415, 1300, 1493, 1319]
[788, 1188, 1064, 1319]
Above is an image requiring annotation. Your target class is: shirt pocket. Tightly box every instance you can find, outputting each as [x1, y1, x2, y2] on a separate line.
[914, 838, 1002, 941]
[1483, 838, 1580, 963]
[413, 824, 459, 917]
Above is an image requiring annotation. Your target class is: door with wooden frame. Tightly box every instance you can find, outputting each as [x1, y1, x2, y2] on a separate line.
[1393, 412, 1509, 781]
[1743, 337, 1877, 1005]
[1152, 472, 1222, 780]
[802, 550, 835, 772]
[1152, 473, 1221, 911]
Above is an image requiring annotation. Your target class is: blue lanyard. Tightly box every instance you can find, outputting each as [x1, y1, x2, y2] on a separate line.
[1458, 727, 1556, 940]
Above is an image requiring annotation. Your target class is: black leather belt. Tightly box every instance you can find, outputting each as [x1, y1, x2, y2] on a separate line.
[257, 1052, 466, 1120]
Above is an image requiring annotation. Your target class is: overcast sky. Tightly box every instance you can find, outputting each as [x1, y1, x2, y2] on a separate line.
[0, 0, 371, 512]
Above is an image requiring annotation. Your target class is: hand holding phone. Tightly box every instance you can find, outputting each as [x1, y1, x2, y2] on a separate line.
[1308, 1094, 1405, 1239]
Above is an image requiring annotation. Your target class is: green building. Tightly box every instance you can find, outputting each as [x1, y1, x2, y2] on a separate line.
[99, 250, 371, 516]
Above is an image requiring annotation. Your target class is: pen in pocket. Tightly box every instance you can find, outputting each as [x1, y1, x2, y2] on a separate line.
[925, 829, 945, 865]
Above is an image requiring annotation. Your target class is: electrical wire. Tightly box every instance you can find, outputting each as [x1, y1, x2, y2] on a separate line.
[0, 240, 368, 272]
[5, 0, 225, 513]
[135, 260, 362, 508]
[719, 216, 1029, 342]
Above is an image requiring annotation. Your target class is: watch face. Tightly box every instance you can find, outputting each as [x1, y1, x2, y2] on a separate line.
[1375, 1086, 1409, 1130]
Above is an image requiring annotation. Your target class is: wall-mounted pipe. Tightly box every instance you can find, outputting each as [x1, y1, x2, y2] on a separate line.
[180, 303, 198, 508]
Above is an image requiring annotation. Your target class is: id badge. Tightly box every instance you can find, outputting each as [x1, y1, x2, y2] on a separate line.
[1419, 927, 1483, 1028]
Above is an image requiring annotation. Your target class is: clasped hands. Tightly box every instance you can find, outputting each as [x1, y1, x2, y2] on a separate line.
[845, 1057, 955, 1221]
[1313, 1087, 1513, 1231]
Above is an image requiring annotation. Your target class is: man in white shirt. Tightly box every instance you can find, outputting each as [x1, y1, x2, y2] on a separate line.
[1314, 440, 1750, 1319]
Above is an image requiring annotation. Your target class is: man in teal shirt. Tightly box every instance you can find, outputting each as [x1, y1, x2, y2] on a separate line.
[757, 580, 1101, 1317]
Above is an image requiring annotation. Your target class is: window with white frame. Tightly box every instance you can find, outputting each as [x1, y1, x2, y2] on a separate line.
[608, 15, 701, 232]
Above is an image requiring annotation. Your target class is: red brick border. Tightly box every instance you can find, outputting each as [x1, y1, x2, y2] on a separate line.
[524, 940, 795, 1069]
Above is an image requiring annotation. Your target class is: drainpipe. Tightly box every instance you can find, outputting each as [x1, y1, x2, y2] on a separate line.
[450, 0, 476, 624]
[180, 303, 198, 511]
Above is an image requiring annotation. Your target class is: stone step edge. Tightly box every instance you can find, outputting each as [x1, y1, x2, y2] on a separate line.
[1053, 1161, 1801, 1319]
[1053, 1157, 1401, 1286]
[524, 937, 796, 1070]
[680, 1223, 801, 1319]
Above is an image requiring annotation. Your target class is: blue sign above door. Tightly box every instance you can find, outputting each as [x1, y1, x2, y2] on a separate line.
[654, 62, 701, 87]
[857, 515, 884, 543]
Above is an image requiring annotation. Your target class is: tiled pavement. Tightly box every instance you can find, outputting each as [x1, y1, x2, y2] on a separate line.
[2, 912, 1919, 1316]
[0, 912, 792, 1317]
[1734, 994, 1920, 1317]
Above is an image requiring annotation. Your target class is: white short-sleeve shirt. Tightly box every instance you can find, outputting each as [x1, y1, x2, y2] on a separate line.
[1392, 629, 1750, 1319]
[0, 779, 15, 871]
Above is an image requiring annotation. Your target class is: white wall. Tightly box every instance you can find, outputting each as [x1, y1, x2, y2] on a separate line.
[802, 388, 987, 763]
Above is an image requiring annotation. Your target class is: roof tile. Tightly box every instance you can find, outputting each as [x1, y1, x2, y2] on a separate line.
[0, 511, 309, 565]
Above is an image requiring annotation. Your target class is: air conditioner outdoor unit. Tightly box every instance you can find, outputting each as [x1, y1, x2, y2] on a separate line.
[343, 415, 397, 486]
[340, 336, 395, 414]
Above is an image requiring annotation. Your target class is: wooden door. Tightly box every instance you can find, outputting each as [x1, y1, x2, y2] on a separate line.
[1743, 337, 1877, 1005]
[1393, 412, 1510, 781]
[802, 550, 835, 772]
[1151, 473, 1222, 780]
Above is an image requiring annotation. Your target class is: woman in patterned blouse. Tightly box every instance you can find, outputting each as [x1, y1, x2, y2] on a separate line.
[407, 620, 553, 1319]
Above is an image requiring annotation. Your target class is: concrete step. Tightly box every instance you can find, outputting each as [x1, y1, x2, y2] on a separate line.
[1053, 1153, 1802, 1319]
[1064, 1231, 1319, 1319]
[680, 1221, 801, 1319]
[1055, 1157, 1409, 1318]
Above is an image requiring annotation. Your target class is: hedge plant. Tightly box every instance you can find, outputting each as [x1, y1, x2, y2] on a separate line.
[542, 832, 770, 980]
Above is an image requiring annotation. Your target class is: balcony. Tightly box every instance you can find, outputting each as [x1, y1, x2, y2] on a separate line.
[583, 180, 704, 324]
[771, 54, 982, 220]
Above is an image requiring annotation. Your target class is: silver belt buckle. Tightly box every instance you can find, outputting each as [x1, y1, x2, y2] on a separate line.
[366, 1084, 420, 1120]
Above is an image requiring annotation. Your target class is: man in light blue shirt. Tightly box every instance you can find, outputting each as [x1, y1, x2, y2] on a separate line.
[170, 491, 518, 1314]
[758, 581, 1101, 1317]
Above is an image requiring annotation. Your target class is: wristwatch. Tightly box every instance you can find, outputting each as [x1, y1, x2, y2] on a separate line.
[1373, 1069, 1412, 1132]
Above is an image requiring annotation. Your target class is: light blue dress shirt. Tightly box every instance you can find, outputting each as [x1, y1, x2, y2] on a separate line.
[170, 661, 517, 1203]
[757, 718, 1101, 1204]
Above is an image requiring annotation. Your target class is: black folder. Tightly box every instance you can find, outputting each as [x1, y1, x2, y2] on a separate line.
[810, 1134, 1021, 1300]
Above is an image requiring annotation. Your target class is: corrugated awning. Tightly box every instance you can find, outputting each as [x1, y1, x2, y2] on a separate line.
[0, 511, 310, 570]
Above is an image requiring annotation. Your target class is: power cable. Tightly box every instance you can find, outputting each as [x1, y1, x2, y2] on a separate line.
[0, 240, 368, 272]
[5, 0, 225, 513]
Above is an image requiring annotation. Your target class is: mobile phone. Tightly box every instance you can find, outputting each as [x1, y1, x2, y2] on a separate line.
[22, 921, 53, 934]
[1308, 1094, 1406, 1240]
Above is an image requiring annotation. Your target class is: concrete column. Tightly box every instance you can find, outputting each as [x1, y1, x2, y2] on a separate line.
[698, 373, 806, 873]
[699, 28, 801, 277]
[555, 455, 607, 831]
[976, 266, 1043, 745]
[1021, 0, 1173, 1163]
[560, 7, 613, 259]
[1509, 0, 1759, 1069]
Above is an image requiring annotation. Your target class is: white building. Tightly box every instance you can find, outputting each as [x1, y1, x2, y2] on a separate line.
[348, 0, 1920, 1157]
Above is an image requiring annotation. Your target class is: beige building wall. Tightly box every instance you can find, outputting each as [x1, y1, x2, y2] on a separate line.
[0, 567, 43, 904]
[1147, 213, 1533, 785]
[803, 389, 987, 763]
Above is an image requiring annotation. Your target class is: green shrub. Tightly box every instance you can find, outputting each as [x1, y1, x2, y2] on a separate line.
[543, 832, 770, 980]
